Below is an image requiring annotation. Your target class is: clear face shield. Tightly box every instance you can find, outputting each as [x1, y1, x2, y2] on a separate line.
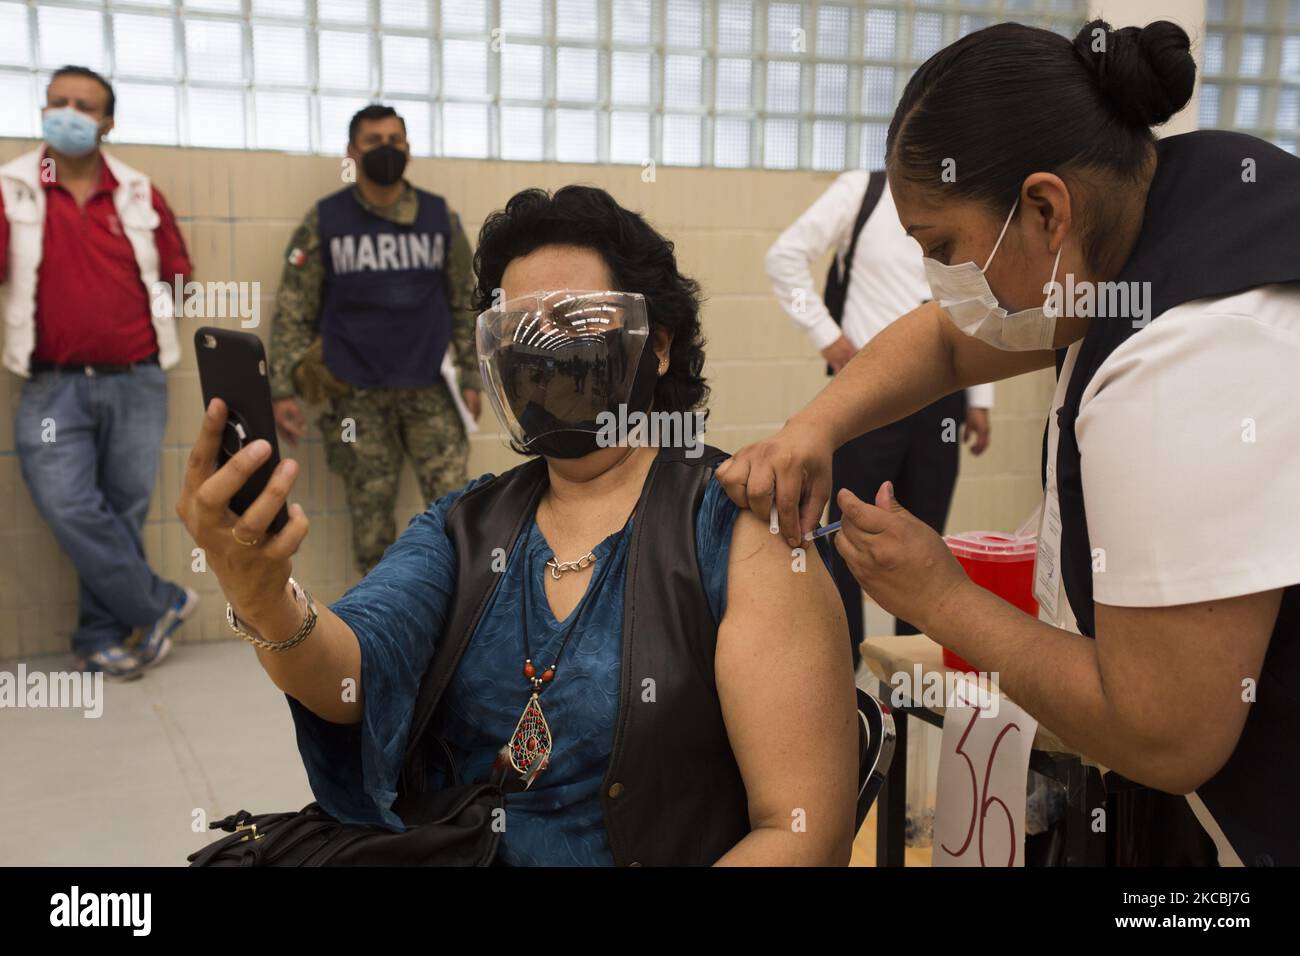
[476, 290, 657, 458]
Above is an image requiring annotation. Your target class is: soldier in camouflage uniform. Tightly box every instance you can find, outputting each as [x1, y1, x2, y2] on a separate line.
[269, 105, 481, 574]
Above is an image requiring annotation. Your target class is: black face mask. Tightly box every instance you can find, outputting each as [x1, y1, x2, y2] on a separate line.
[515, 343, 662, 459]
[361, 144, 408, 186]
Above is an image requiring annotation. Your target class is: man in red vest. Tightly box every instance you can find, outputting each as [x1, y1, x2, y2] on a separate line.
[1, 66, 197, 679]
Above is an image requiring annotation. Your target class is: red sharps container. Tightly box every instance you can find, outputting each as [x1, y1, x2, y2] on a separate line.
[940, 532, 1039, 672]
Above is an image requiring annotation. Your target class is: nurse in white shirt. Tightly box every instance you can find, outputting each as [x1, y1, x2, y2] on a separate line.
[718, 17, 1300, 866]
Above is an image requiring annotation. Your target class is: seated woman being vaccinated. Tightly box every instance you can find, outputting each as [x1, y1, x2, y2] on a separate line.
[176, 185, 859, 866]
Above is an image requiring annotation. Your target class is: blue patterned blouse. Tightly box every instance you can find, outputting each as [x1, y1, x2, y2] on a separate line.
[286, 473, 745, 866]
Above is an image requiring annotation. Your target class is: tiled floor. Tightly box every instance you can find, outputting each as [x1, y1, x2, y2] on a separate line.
[0, 642, 313, 866]
[1, 639, 929, 866]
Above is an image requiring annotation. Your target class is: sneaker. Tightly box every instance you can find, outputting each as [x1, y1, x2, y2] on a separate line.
[138, 587, 199, 669]
[79, 644, 146, 682]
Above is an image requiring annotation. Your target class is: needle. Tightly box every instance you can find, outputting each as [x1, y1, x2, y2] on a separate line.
[803, 521, 841, 542]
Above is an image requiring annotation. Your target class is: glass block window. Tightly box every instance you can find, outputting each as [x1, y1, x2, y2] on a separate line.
[1201, 0, 1300, 154]
[0, 0, 1086, 167]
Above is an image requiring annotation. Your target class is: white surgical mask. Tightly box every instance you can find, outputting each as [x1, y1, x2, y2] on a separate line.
[922, 198, 1063, 352]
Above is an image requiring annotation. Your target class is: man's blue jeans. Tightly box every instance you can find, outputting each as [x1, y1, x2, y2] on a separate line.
[15, 363, 184, 656]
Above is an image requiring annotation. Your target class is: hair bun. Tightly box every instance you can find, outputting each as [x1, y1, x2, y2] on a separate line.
[1073, 19, 1196, 128]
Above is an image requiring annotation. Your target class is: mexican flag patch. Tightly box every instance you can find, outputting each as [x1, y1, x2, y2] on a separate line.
[287, 247, 307, 267]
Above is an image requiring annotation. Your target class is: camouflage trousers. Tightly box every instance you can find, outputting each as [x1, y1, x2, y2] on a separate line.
[319, 382, 469, 574]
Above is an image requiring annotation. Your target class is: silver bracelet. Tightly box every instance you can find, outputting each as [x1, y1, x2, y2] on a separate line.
[227, 578, 317, 652]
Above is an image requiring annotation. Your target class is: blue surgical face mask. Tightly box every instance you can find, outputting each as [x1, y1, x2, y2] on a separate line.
[43, 107, 102, 158]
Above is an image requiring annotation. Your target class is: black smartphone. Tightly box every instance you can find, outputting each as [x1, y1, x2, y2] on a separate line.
[194, 327, 290, 536]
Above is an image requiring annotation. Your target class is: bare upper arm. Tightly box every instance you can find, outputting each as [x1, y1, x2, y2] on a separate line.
[715, 507, 858, 860]
[1094, 588, 1282, 792]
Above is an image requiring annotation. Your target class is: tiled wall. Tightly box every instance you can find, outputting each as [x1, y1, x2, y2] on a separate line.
[0, 136, 1053, 660]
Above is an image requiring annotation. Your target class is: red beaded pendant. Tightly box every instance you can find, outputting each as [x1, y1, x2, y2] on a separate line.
[508, 692, 553, 775]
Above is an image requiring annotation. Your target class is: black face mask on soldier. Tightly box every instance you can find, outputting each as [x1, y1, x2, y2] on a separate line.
[361, 144, 408, 186]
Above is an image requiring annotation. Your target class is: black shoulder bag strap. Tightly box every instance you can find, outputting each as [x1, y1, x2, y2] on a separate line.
[822, 169, 886, 373]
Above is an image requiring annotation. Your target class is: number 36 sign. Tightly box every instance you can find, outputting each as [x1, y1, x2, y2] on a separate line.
[933, 674, 1038, 867]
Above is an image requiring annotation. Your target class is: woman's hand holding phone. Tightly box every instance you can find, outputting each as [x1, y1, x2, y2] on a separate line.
[176, 398, 312, 632]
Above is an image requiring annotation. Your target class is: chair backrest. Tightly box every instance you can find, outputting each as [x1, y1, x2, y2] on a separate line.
[855, 687, 897, 833]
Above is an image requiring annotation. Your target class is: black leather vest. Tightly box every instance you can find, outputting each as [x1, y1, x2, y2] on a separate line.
[1052, 130, 1300, 865]
[402, 445, 751, 866]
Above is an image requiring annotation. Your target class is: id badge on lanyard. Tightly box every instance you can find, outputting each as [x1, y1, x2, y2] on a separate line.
[1034, 474, 1062, 623]
[1035, 344, 1080, 626]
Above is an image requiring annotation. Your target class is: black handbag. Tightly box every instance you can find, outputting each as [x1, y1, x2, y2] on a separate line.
[189, 705, 508, 866]
[185, 782, 503, 866]
[189, 612, 509, 866]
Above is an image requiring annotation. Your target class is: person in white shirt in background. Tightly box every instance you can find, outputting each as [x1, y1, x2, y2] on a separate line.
[765, 169, 993, 668]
